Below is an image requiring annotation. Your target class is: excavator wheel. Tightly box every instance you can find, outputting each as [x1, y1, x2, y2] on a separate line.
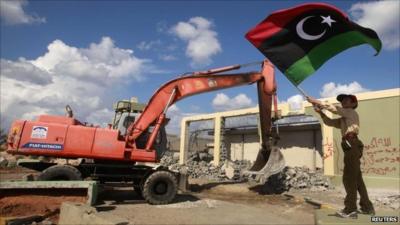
[142, 170, 177, 205]
[37, 165, 82, 181]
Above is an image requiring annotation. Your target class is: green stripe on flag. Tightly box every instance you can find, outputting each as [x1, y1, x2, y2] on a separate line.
[285, 31, 381, 85]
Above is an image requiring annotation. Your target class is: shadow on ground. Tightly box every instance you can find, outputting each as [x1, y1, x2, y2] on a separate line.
[189, 181, 247, 193]
[97, 189, 200, 206]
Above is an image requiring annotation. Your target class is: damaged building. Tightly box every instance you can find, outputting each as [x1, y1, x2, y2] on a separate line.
[174, 88, 399, 190]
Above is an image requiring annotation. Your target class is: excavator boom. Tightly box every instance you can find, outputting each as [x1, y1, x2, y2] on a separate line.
[126, 60, 284, 182]
[127, 60, 276, 145]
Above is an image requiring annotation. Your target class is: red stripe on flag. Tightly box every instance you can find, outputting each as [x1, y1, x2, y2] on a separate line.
[246, 3, 348, 48]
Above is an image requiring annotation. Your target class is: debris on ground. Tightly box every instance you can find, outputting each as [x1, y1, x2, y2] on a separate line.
[261, 166, 332, 194]
[0, 195, 86, 224]
[283, 166, 331, 190]
[160, 151, 331, 192]
[0, 151, 18, 168]
[373, 195, 400, 210]
[160, 151, 252, 181]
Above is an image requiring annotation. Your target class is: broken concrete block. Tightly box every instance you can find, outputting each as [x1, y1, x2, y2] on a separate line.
[59, 202, 128, 225]
[225, 166, 235, 180]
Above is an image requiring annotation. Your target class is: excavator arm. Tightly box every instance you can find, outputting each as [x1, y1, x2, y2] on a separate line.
[126, 60, 276, 148]
[126, 60, 285, 184]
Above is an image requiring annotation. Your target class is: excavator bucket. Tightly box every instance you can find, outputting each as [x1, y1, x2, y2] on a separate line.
[244, 60, 285, 185]
[249, 146, 270, 172]
[245, 146, 285, 186]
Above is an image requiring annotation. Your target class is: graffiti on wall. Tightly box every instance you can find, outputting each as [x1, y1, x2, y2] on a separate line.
[324, 136, 399, 176]
[322, 137, 334, 160]
[361, 137, 399, 176]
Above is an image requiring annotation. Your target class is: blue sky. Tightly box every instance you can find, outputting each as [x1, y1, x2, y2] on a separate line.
[1, 0, 399, 133]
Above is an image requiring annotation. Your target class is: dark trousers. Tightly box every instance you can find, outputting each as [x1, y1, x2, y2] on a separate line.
[341, 137, 374, 213]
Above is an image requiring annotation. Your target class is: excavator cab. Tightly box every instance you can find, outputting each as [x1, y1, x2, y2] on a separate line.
[112, 99, 168, 159]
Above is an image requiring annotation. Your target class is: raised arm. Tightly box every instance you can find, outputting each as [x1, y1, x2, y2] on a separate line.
[126, 61, 276, 145]
[306, 96, 347, 116]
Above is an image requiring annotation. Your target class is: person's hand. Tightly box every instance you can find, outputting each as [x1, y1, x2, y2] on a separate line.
[306, 96, 316, 104]
[313, 106, 322, 113]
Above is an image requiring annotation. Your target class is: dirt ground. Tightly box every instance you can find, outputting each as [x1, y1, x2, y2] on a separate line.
[0, 167, 86, 224]
[0, 166, 38, 181]
[97, 182, 315, 225]
[1, 167, 399, 224]
[90, 178, 400, 224]
[0, 194, 86, 223]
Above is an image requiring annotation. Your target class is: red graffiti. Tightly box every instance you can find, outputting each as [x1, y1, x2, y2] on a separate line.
[360, 137, 399, 176]
[364, 137, 392, 150]
[323, 138, 334, 160]
[362, 167, 397, 176]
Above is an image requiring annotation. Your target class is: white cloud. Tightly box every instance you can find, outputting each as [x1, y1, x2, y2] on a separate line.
[86, 108, 114, 127]
[0, 37, 152, 129]
[279, 94, 305, 111]
[0, 0, 45, 25]
[1, 59, 52, 85]
[166, 104, 198, 134]
[156, 21, 168, 33]
[212, 93, 253, 111]
[287, 95, 304, 111]
[31, 37, 149, 83]
[137, 40, 162, 51]
[349, 0, 400, 50]
[319, 81, 369, 98]
[171, 17, 222, 67]
[159, 54, 177, 61]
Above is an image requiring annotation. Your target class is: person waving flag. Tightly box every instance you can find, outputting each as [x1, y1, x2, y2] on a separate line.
[245, 3, 382, 85]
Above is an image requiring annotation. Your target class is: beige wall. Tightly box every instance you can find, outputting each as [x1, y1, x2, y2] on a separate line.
[224, 126, 323, 169]
[226, 133, 260, 162]
[180, 88, 399, 189]
[305, 89, 399, 189]
[167, 134, 212, 152]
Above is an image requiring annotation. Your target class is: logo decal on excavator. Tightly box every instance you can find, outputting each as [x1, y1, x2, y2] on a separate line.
[31, 126, 48, 139]
[208, 79, 217, 88]
[22, 142, 63, 150]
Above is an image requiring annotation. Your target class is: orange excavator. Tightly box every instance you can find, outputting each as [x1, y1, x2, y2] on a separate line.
[6, 59, 284, 204]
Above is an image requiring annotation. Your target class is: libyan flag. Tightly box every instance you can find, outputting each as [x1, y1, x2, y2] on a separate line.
[245, 3, 382, 85]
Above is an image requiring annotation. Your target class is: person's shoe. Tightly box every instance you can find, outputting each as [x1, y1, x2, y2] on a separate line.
[336, 210, 358, 219]
[359, 207, 375, 215]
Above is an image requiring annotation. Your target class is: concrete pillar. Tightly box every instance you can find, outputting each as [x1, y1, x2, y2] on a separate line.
[321, 113, 335, 176]
[179, 119, 190, 165]
[213, 116, 223, 166]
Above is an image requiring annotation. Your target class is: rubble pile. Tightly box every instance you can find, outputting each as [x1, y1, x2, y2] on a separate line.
[160, 152, 332, 189]
[283, 166, 331, 190]
[374, 195, 400, 210]
[183, 160, 225, 179]
[264, 166, 332, 193]
[160, 151, 226, 180]
[159, 151, 178, 166]
[0, 151, 19, 168]
[160, 152, 253, 180]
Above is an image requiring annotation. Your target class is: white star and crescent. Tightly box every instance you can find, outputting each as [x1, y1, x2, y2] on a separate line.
[296, 15, 336, 41]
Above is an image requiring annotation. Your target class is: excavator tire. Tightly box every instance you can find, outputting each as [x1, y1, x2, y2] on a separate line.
[142, 170, 177, 205]
[37, 165, 82, 181]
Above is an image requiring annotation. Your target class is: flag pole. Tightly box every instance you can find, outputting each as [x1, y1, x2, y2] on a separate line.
[287, 81, 322, 111]
[295, 85, 308, 98]
[287, 78, 309, 98]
